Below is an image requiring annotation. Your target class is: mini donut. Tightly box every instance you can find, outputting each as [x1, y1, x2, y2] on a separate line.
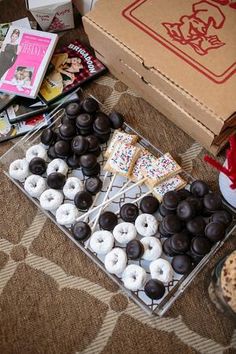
[104, 248, 127, 275]
[140, 237, 162, 261]
[113, 222, 137, 244]
[47, 158, 68, 176]
[90, 231, 114, 255]
[9, 159, 29, 182]
[135, 214, 158, 237]
[122, 264, 147, 291]
[40, 189, 63, 211]
[63, 177, 83, 200]
[25, 144, 47, 163]
[150, 258, 174, 283]
[24, 174, 47, 198]
[55, 203, 79, 226]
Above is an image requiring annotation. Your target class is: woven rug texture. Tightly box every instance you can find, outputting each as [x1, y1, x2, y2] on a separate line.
[0, 1, 235, 353]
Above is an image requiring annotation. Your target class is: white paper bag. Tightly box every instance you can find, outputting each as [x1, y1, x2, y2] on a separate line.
[26, 0, 74, 32]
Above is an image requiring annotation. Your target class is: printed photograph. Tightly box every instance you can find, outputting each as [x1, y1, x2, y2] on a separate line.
[11, 66, 34, 91]
[0, 23, 10, 49]
[0, 28, 21, 81]
[40, 53, 83, 101]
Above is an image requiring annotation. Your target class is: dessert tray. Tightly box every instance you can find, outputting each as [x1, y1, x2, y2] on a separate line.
[0, 96, 235, 316]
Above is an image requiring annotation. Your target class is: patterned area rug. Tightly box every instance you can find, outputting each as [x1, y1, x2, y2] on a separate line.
[0, 1, 236, 353]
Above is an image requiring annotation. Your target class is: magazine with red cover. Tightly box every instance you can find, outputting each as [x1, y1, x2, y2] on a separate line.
[39, 39, 106, 104]
[0, 26, 58, 98]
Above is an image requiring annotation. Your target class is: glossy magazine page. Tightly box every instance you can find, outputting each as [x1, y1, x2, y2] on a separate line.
[0, 26, 58, 98]
[0, 18, 31, 111]
[39, 40, 106, 103]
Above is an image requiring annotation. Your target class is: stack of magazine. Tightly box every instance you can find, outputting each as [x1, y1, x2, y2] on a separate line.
[0, 17, 106, 142]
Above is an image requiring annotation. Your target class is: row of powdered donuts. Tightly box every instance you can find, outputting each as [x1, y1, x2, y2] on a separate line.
[9, 145, 105, 224]
[70, 183, 234, 299]
[9, 145, 174, 298]
[70, 194, 175, 300]
[72, 224, 172, 300]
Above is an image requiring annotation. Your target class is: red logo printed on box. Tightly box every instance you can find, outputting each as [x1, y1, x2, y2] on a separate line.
[162, 2, 225, 56]
[122, 0, 236, 83]
[212, 0, 236, 9]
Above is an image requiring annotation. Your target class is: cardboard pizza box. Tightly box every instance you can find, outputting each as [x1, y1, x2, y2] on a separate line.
[83, 0, 236, 151]
[95, 49, 233, 155]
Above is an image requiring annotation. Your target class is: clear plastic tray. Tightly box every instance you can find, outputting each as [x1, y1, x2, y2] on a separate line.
[0, 100, 235, 316]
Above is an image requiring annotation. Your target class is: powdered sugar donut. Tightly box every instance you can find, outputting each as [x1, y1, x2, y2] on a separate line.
[24, 174, 47, 198]
[25, 144, 47, 163]
[47, 158, 68, 176]
[9, 159, 29, 182]
[150, 258, 173, 283]
[63, 177, 83, 200]
[90, 231, 114, 255]
[55, 203, 79, 226]
[105, 248, 127, 275]
[40, 189, 63, 211]
[113, 222, 137, 244]
[140, 237, 162, 261]
[122, 264, 146, 291]
[135, 214, 158, 237]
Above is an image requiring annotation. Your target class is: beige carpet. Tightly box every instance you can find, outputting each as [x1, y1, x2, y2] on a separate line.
[0, 1, 236, 353]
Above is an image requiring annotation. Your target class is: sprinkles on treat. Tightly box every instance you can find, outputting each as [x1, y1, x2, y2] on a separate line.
[105, 142, 140, 176]
[153, 175, 187, 201]
[144, 153, 182, 187]
[105, 131, 138, 158]
[131, 149, 157, 182]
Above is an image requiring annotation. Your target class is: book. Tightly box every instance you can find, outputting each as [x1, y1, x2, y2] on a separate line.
[0, 110, 50, 142]
[6, 91, 80, 123]
[0, 18, 31, 111]
[39, 39, 106, 104]
[0, 26, 58, 99]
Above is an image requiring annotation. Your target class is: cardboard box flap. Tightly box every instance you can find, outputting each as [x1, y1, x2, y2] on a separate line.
[95, 47, 232, 155]
[83, 14, 236, 135]
[86, 0, 236, 121]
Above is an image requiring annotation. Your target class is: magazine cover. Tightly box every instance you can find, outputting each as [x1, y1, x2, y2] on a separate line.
[39, 40, 106, 104]
[6, 96, 47, 123]
[0, 18, 31, 49]
[0, 110, 49, 142]
[6, 91, 80, 123]
[0, 26, 58, 99]
[0, 18, 31, 111]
